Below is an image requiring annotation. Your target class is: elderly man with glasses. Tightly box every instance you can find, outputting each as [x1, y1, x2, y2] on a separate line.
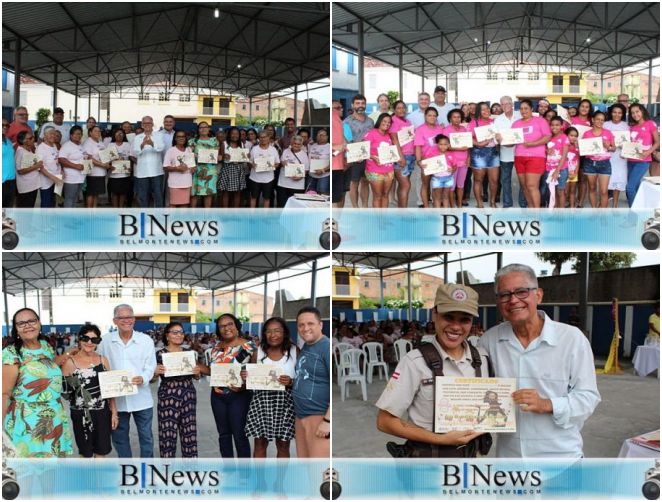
[478, 264, 600, 458]
[97, 304, 157, 458]
[7, 106, 33, 149]
[132, 115, 165, 207]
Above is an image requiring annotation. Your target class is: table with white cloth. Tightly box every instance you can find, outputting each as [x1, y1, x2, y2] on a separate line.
[284, 195, 329, 209]
[632, 345, 660, 376]
[631, 177, 660, 209]
[618, 430, 660, 458]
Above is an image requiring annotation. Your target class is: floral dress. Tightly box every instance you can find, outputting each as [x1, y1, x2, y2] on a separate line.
[2, 340, 73, 457]
[188, 137, 219, 196]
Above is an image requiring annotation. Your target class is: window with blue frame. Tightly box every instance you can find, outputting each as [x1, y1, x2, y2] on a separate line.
[348, 54, 355, 74]
[332, 47, 338, 71]
[2, 69, 8, 91]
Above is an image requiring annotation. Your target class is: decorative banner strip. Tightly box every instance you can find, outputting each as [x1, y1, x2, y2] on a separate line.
[331, 458, 660, 500]
[2, 209, 331, 250]
[4, 458, 330, 500]
[333, 209, 660, 250]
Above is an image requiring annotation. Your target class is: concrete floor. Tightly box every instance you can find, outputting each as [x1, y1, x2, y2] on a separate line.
[332, 358, 659, 458]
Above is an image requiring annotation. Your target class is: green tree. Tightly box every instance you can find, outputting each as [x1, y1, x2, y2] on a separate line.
[196, 311, 212, 323]
[36, 108, 51, 137]
[386, 91, 400, 109]
[535, 252, 637, 275]
[359, 294, 378, 309]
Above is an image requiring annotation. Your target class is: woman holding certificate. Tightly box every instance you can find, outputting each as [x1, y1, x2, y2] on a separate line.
[82, 126, 113, 208]
[626, 104, 660, 207]
[188, 121, 219, 209]
[218, 126, 248, 208]
[248, 131, 280, 208]
[201, 314, 257, 458]
[364, 114, 397, 208]
[153, 322, 201, 458]
[163, 130, 195, 208]
[14, 131, 43, 208]
[2, 308, 73, 457]
[58, 126, 87, 208]
[243, 317, 298, 458]
[604, 104, 629, 207]
[571, 99, 594, 207]
[307, 129, 331, 195]
[442, 109, 471, 208]
[277, 135, 309, 207]
[414, 108, 444, 208]
[581, 111, 614, 208]
[107, 128, 133, 209]
[61, 324, 118, 458]
[512, 99, 552, 208]
[467, 102, 500, 208]
[388, 100, 416, 208]
[35, 128, 62, 208]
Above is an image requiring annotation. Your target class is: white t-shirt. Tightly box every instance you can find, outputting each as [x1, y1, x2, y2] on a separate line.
[494, 110, 522, 162]
[15, 147, 41, 194]
[256, 346, 297, 379]
[163, 146, 194, 188]
[108, 141, 133, 179]
[307, 142, 331, 179]
[59, 140, 86, 184]
[278, 147, 309, 190]
[36, 142, 60, 190]
[432, 103, 455, 126]
[249, 144, 279, 183]
[83, 137, 107, 177]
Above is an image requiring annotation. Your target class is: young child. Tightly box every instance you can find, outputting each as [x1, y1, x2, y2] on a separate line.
[427, 134, 457, 208]
[545, 117, 570, 209]
[564, 127, 580, 209]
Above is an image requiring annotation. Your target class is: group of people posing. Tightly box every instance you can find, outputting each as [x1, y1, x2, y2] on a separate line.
[332, 86, 659, 209]
[2, 107, 330, 209]
[2, 305, 330, 460]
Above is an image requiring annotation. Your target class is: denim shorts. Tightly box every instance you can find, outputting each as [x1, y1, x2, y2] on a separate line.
[470, 146, 499, 168]
[394, 154, 416, 177]
[547, 168, 569, 189]
[430, 174, 455, 189]
[582, 158, 611, 176]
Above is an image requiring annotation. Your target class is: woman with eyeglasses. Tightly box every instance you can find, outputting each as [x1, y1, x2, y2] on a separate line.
[243, 317, 298, 459]
[61, 324, 117, 458]
[200, 313, 257, 457]
[152, 322, 201, 457]
[2, 308, 73, 457]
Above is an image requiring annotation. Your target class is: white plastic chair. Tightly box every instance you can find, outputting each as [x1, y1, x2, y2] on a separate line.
[420, 334, 436, 345]
[393, 339, 413, 362]
[362, 342, 389, 384]
[339, 348, 367, 401]
[334, 342, 354, 384]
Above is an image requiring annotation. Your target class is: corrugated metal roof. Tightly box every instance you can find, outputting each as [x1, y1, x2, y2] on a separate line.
[333, 2, 660, 75]
[3, 2, 329, 97]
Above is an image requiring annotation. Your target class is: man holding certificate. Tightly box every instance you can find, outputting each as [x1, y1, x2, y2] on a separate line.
[375, 283, 493, 458]
[479, 264, 601, 458]
[98, 304, 157, 458]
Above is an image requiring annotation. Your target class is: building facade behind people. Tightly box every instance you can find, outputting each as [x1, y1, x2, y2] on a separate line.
[98, 304, 156, 457]
[479, 263, 601, 457]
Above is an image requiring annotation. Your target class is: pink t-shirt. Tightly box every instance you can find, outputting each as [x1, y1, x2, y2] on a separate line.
[571, 116, 591, 127]
[163, 146, 193, 188]
[441, 124, 470, 167]
[512, 116, 551, 158]
[467, 117, 496, 147]
[566, 143, 580, 174]
[629, 120, 657, 162]
[364, 128, 395, 174]
[388, 115, 414, 155]
[414, 124, 444, 159]
[545, 134, 570, 171]
[581, 128, 614, 161]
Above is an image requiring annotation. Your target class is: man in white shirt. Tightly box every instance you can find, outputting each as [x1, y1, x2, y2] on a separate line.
[132, 115, 165, 207]
[98, 304, 156, 458]
[479, 264, 600, 458]
[157, 115, 176, 152]
[494, 96, 525, 208]
[39, 107, 69, 144]
[430, 86, 454, 127]
[407, 92, 430, 129]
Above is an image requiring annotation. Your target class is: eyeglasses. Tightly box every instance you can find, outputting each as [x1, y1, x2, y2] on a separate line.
[15, 318, 39, 328]
[115, 315, 135, 321]
[218, 322, 236, 331]
[265, 329, 284, 335]
[167, 330, 185, 335]
[496, 287, 537, 303]
[79, 334, 102, 344]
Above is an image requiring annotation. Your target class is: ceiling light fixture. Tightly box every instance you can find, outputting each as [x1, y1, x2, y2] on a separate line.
[214, 7, 220, 18]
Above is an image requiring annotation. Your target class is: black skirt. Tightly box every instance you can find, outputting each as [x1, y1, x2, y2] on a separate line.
[70, 405, 112, 457]
[108, 176, 132, 196]
[85, 176, 106, 196]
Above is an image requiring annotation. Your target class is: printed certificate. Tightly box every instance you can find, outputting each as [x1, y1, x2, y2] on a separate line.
[284, 163, 305, 178]
[81, 159, 94, 175]
[310, 158, 330, 173]
[175, 152, 196, 168]
[162, 350, 197, 378]
[573, 124, 592, 137]
[498, 128, 525, 146]
[556, 105, 571, 123]
[228, 148, 250, 163]
[346, 141, 370, 163]
[377, 144, 400, 164]
[210, 363, 243, 387]
[434, 377, 517, 433]
[245, 364, 285, 391]
[474, 124, 497, 142]
[98, 145, 120, 164]
[98, 370, 138, 399]
[254, 156, 276, 172]
[621, 141, 645, 160]
[53, 175, 64, 196]
[449, 132, 473, 149]
[111, 160, 131, 174]
[612, 130, 631, 149]
[397, 126, 415, 146]
[19, 153, 42, 170]
[197, 148, 218, 164]
[578, 137, 606, 156]
[421, 155, 452, 176]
